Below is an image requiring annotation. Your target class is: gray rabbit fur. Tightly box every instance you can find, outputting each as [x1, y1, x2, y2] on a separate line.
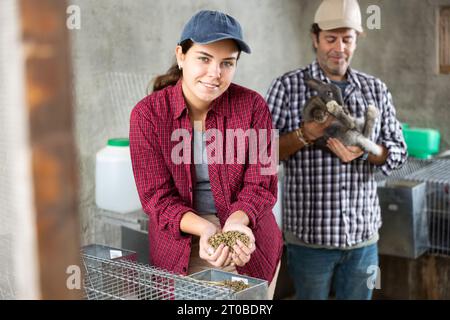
[302, 75, 382, 156]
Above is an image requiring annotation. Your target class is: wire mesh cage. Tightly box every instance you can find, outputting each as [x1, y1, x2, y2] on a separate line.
[82, 252, 240, 300]
[376, 158, 450, 256]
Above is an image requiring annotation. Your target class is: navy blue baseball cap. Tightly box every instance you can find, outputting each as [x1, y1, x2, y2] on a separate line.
[179, 10, 251, 54]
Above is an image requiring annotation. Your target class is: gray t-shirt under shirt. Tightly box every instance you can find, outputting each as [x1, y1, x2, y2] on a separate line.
[193, 130, 217, 214]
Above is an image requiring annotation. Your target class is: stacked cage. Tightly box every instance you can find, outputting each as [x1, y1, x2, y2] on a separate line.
[376, 158, 450, 256]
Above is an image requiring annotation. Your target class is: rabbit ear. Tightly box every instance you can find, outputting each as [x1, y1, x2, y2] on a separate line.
[304, 73, 320, 90]
[305, 78, 323, 91]
[304, 73, 312, 81]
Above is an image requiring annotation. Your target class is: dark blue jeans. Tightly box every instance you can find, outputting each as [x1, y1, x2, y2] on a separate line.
[287, 242, 379, 300]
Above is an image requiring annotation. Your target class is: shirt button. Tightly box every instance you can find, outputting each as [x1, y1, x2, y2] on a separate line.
[189, 187, 192, 192]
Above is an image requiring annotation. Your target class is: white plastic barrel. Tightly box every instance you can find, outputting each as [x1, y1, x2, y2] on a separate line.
[95, 138, 141, 213]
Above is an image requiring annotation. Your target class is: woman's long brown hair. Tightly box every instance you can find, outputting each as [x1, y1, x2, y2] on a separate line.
[149, 40, 193, 93]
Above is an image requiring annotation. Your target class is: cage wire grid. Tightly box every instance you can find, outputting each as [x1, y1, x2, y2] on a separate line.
[376, 158, 450, 256]
[82, 254, 237, 300]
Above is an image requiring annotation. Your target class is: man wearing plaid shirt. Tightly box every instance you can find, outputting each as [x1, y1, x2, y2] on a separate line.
[266, 0, 407, 299]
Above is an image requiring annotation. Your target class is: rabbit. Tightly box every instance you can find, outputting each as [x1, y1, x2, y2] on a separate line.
[302, 75, 382, 156]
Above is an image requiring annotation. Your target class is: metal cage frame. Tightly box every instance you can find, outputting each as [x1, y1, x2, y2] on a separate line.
[82, 253, 237, 300]
[376, 158, 450, 256]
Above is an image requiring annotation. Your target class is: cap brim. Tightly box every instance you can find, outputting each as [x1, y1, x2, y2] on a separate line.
[190, 33, 251, 54]
[318, 20, 363, 33]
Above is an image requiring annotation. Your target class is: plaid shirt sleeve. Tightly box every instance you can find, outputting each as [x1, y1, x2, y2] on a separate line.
[228, 95, 278, 228]
[265, 78, 291, 135]
[376, 82, 408, 175]
[129, 106, 193, 240]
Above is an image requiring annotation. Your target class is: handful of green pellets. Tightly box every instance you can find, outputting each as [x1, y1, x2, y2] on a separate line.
[202, 279, 251, 292]
[208, 231, 251, 253]
[222, 280, 250, 292]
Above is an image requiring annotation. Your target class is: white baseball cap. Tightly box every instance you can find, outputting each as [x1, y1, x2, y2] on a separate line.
[314, 0, 363, 33]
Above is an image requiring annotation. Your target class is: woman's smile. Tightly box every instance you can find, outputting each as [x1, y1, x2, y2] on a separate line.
[199, 80, 220, 89]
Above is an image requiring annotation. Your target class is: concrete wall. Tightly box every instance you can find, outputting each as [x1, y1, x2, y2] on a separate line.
[70, 0, 450, 246]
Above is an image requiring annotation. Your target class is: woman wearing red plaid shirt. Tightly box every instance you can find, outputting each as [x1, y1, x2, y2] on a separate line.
[129, 10, 282, 298]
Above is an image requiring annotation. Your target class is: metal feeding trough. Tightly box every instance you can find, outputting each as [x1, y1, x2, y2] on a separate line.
[188, 269, 268, 300]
